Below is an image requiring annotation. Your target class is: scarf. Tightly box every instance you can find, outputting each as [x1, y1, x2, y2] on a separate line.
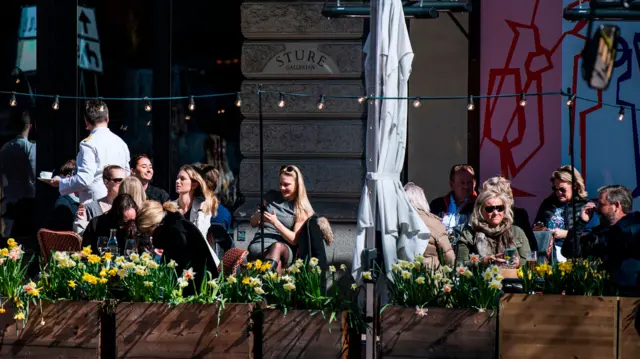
[472, 220, 515, 257]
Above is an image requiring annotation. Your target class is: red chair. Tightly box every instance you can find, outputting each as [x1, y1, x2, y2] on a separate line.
[218, 247, 248, 276]
[37, 229, 83, 264]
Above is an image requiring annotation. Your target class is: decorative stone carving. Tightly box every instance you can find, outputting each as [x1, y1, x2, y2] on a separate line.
[240, 119, 364, 157]
[242, 42, 363, 78]
[241, 2, 364, 40]
[239, 159, 363, 195]
[239, 80, 365, 117]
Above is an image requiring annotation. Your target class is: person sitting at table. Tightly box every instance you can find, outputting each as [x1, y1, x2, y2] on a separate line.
[82, 194, 141, 254]
[74, 165, 126, 235]
[482, 176, 537, 252]
[456, 188, 531, 267]
[199, 165, 232, 231]
[119, 176, 147, 208]
[248, 165, 314, 273]
[430, 164, 477, 233]
[172, 165, 218, 243]
[136, 200, 219, 294]
[533, 165, 598, 263]
[130, 154, 170, 204]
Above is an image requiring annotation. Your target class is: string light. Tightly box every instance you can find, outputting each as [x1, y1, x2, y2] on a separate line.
[185, 115, 191, 121]
[519, 92, 527, 107]
[278, 93, 285, 108]
[52, 95, 60, 110]
[98, 97, 105, 112]
[235, 93, 242, 107]
[317, 95, 326, 110]
[9, 92, 17, 107]
[188, 96, 195, 111]
[144, 97, 152, 112]
[467, 95, 475, 111]
[146, 121, 151, 126]
[413, 97, 422, 108]
[358, 96, 366, 104]
[15, 78, 20, 85]
[619, 106, 625, 121]
[566, 94, 576, 107]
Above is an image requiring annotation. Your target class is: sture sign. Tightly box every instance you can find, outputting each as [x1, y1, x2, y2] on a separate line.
[263, 44, 339, 75]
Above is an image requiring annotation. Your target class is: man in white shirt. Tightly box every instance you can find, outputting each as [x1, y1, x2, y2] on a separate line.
[50, 100, 130, 203]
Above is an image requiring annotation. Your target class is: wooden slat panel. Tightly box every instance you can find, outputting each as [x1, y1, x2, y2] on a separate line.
[380, 306, 496, 359]
[116, 303, 251, 359]
[500, 294, 617, 359]
[0, 300, 100, 359]
[258, 310, 347, 359]
[619, 297, 640, 359]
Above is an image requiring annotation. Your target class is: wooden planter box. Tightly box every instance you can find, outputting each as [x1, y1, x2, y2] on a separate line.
[619, 297, 640, 359]
[0, 300, 100, 358]
[253, 310, 353, 359]
[500, 294, 618, 359]
[115, 302, 252, 359]
[379, 306, 497, 359]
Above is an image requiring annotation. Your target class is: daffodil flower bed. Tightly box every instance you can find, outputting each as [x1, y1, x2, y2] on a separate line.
[385, 254, 504, 313]
[521, 258, 609, 296]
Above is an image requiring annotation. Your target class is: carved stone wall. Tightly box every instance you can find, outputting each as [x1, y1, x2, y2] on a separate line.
[237, 1, 365, 224]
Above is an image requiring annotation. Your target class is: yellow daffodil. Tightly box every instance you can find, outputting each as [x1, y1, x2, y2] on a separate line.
[255, 259, 263, 269]
[260, 263, 271, 272]
[207, 280, 218, 288]
[82, 272, 98, 285]
[167, 259, 177, 268]
[415, 276, 426, 285]
[0, 248, 8, 257]
[87, 255, 101, 264]
[415, 254, 424, 262]
[103, 252, 113, 262]
[489, 279, 503, 290]
[309, 257, 319, 268]
[68, 280, 77, 288]
[108, 268, 118, 276]
[462, 270, 473, 278]
[99, 269, 107, 277]
[401, 270, 411, 279]
[517, 268, 524, 279]
[249, 277, 262, 288]
[288, 265, 300, 274]
[14, 312, 24, 321]
[0, 308, 5, 314]
[82, 246, 92, 255]
[254, 287, 265, 295]
[340, 264, 347, 271]
[7, 238, 17, 249]
[351, 283, 358, 291]
[329, 265, 336, 273]
[227, 275, 237, 284]
[242, 277, 251, 285]
[144, 281, 153, 287]
[14, 298, 23, 308]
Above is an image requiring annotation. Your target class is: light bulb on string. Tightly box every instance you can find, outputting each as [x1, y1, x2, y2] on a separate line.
[278, 93, 285, 108]
[9, 92, 17, 107]
[98, 97, 105, 112]
[235, 93, 242, 107]
[52, 95, 60, 110]
[188, 96, 195, 111]
[317, 95, 326, 110]
[15, 78, 20, 85]
[358, 96, 366, 104]
[146, 121, 151, 126]
[413, 97, 422, 108]
[519, 92, 527, 107]
[185, 115, 191, 121]
[619, 106, 625, 121]
[566, 94, 576, 107]
[466, 95, 475, 111]
[144, 97, 152, 112]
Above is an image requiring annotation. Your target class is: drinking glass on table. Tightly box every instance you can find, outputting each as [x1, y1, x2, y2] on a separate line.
[504, 247, 516, 266]
[527, 252, 537, 270]
[124, 238, 137, 258]
[97, 236, 108, 255]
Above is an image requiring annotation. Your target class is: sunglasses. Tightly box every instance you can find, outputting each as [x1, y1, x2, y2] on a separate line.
[280, 165, 295, 173]
[107, 177, 124, 183]
[484, 205, 505, 214]
[551, 186, 567, 194]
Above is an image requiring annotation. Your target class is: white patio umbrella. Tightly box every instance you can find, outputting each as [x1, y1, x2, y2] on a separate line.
[352, 0, 430, 281]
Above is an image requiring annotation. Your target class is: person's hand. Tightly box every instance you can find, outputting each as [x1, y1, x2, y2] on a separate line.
[512, 254, 520, 268]
[77, 204, 87, 221]
[263, 210, 279, 226]
[551, 229, 568, 239]
[581, 202, 597, 222]
[483, 254, 506, 265]
[50, 176, 61, 188]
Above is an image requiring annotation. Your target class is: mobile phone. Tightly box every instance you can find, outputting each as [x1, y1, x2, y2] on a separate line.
[505, 248, 516, 265]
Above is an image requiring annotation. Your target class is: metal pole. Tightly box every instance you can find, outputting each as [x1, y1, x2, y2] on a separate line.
[365, 1, 382, 358]
[567, 88, 578, 253]
[258, 86, 265, 256]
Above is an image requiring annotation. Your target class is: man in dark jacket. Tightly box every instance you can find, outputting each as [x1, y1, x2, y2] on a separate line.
[429, 164, 477, 233]
[562, 185, 640, 295]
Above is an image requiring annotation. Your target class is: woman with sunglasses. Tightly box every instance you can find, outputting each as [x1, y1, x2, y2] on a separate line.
[248, 165, 314, 272]
[456, 188, 531, 267]
[533, 165, 599, 263]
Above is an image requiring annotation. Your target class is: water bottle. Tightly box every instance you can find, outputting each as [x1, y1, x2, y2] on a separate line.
[107, 229, 119, 255]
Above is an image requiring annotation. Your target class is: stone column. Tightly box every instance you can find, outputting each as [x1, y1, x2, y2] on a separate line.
[237, 2, 365, 266]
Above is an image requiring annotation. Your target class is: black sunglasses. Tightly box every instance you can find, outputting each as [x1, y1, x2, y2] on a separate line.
[551, 186, 567, 194]
[280, 165, 295, 173]
[106, 177, 124, 183]
[484, 205, 505, 214]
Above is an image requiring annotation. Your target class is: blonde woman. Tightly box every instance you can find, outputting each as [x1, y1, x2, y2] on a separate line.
[404, 182, 455, 267]
[533, 165, 598, 262]
[172, 165, 219, 241]
[456, 188, 531, 267]
[136, 200, 219, 293]
[249, 165, 314, 272]
[118, 176, 147, 208]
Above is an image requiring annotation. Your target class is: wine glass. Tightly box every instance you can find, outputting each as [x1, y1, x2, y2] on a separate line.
[124, 238, 136, 258]
[97, 237, 108, 255]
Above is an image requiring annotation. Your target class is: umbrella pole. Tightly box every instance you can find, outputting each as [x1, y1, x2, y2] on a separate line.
[259, 85, 265, 257]
[365, 1, 382, 358]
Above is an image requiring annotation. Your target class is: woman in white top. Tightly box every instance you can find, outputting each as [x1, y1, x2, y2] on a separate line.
[172, 165, 218, 241]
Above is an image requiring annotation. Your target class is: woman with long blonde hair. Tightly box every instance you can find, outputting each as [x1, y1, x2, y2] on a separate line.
[172, 165, 219, 242]
[118, 176, 147, 208]
[249, 165, 314, 272]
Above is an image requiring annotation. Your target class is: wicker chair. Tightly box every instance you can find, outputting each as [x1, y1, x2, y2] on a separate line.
[37, 229, 83, 263]
[219, 247, 248, 276]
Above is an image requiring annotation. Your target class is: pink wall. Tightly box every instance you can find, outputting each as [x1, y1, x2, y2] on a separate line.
[480, 0, 564, 219]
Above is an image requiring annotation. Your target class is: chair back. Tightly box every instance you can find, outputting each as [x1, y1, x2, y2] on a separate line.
[219, 248, 248, 276]
[207, 224, 234, 259]
[37, 229, 83, 263]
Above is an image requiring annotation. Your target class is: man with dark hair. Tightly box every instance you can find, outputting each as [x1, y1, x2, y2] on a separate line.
[130, 154, 170, 203]
[562, 184, 640, 294]
[0, 108, 36, 236]
[49, 100, 130, 203]
[429, 164, 477, 233]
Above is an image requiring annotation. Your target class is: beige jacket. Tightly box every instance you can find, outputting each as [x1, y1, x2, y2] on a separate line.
[418, 210, 455, 267]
